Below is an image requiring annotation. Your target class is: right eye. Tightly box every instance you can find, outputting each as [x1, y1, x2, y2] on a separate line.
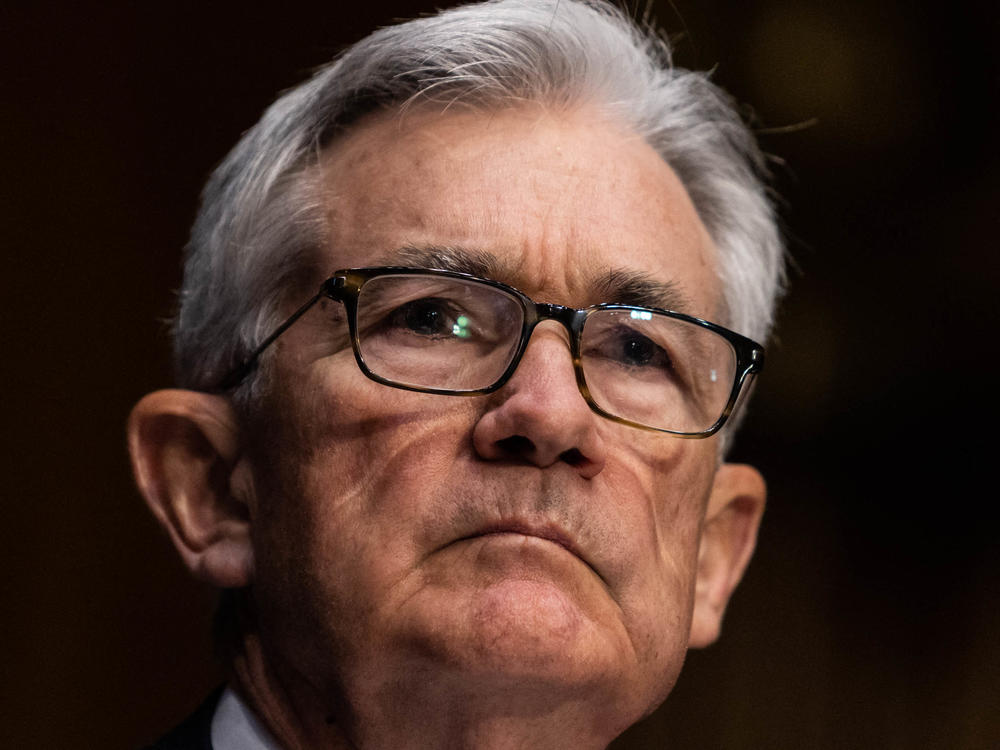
[387, 297, 455, 337]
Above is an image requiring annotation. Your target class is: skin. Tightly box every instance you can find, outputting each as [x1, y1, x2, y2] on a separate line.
[129, 104, 766, 749]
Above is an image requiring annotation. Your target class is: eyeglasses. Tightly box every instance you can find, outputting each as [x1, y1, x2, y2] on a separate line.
[217, 267, 765, 437]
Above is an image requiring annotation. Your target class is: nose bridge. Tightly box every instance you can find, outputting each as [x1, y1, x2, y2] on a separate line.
[526, 302, 582, 352]
[534, 301, 579, 326]
[507, 301, 585, 396]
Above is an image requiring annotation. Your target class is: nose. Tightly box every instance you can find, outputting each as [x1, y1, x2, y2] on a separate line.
[471, 324, 607, 479]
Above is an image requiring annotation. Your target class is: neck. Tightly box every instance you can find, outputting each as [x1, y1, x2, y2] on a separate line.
[229, 628, 635, 750]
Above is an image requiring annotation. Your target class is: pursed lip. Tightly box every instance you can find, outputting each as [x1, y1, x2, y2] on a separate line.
[451, 521, 607, 585]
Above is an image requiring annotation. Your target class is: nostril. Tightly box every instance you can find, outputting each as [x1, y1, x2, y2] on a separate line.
[493, 438, 588, 468]
[558, 448, 586, 467]
[480, 430, 602, 477]
[496, 434, 535, 458]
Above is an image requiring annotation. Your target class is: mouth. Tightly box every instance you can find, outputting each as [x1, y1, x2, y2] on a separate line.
[452, 522, 607, 585]
[463, 523, 576, 552]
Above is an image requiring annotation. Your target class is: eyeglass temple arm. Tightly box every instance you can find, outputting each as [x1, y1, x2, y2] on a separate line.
[213, 289, 328, 392]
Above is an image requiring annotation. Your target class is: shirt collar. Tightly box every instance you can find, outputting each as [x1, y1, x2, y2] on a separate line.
[211, 686, 281, 750]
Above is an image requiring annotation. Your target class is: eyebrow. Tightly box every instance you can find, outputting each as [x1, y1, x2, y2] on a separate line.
[592, 268, 694, 313]
[373, 245, 514, 279]
[373, 245, 694, 313]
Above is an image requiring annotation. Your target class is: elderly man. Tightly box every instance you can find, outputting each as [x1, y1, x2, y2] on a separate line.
[128, 0, 784, 747]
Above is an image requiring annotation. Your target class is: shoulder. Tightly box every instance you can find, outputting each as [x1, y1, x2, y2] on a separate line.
[140, 687, 224, 750]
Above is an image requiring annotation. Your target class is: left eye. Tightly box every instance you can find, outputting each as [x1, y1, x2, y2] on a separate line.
[620, 334, 659, 366]
[616, 332, 673, 370]
[585, 325, 675, 376]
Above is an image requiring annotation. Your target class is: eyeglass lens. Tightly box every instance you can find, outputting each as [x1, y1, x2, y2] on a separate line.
[356, 275, 523, 391]
[353, 273, 738, 433]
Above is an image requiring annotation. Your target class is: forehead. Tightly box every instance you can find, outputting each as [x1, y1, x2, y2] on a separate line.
[316, 104, 720, 315]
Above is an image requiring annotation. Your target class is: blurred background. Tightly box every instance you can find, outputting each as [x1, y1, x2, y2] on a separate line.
[2, 1, 997, 747]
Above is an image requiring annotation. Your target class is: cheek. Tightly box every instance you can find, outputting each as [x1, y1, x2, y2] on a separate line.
[602, 431, 713, 557]
[247, 362, 483, 636]
[598, 435, 715, 640]
[264, 343, 474, 495]
[300, 366, 479, 525]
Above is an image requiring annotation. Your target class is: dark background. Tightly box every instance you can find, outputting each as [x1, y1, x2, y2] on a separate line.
[3, 1, 997, 747]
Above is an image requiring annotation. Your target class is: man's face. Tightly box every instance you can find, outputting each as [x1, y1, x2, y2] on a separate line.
[244, 105, 725, 722]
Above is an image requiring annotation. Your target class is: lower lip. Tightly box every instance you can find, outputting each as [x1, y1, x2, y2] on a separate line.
[463, 533, 608, 589]
[432, 533, 610, 600]
[476, 530, 571, 551]
[456, 532, 583, 571]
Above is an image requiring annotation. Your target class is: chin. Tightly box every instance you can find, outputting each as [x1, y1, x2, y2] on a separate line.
[390, 576, 634, 698]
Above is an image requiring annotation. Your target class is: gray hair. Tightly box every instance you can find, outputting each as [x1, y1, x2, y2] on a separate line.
[174, 0, 785, 416]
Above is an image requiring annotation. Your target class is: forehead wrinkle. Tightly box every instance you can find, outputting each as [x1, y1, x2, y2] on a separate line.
[318, 105, 722, 317]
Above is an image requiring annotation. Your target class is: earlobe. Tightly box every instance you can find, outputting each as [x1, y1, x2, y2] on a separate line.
[127, 389, 254, 588]
[688, 463, 766, 648]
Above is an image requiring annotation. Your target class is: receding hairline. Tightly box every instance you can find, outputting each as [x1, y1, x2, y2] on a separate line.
[304, 99, 718, 315]
[174, 0, 783, 437]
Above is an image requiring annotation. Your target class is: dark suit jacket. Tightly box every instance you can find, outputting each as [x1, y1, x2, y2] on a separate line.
[141, 688, 223, 750]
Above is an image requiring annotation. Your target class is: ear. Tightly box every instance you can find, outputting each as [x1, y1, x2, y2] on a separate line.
[127, 389, 253, 588]
[688, 463, 766, 648]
